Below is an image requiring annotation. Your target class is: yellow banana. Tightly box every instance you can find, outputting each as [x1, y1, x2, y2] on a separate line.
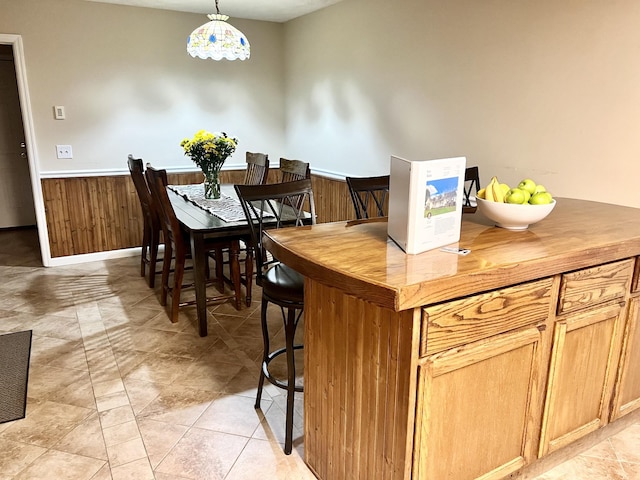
[484, 184, 495, 201]
[477, 188, 486, 199]
[491, 178, 505, 202]
[484, 176, 497, 202]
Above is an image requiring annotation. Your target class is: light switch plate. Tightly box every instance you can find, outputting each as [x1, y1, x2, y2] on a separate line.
[56, 145, 73, 159]
[54, 106, 65, 120]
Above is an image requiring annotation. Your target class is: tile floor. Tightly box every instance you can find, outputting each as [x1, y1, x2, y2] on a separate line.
[0, 227, 638, 480]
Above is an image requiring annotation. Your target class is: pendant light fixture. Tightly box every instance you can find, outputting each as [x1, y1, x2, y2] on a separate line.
[187, 0, 250, 61]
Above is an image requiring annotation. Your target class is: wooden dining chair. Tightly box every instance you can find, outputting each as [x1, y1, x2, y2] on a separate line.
[127, 155, 162, 287]
[463, 166, 481, 213]
[145, 165, 239, 323]
[235, 179, 316, 455]
[279, 158, 310, 183]
[345, 174, 390, 219]
[216, 152, 270, 307]
[244, 152, 270, 185]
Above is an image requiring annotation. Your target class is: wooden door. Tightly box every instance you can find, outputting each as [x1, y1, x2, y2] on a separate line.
[611, 296, 640, 420]
[539, 302, 625, 456]
[0, 45, 35, 228]
[413, 326, 546, 480]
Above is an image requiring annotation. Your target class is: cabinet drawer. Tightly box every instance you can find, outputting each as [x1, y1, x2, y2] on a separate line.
[421, 278, 553, 357]
[558, 259, 634, 315]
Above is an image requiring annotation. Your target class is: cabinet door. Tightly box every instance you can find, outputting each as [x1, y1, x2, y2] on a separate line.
[413, 326, 545, 480]
[611, 296, 640, 420]
[539, 303, 625, 456]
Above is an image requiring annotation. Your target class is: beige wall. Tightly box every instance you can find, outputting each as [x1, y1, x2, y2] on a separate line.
[0, 0, 285, 173]
[285, 0, 640, 208]
[2, 0, 639, 209]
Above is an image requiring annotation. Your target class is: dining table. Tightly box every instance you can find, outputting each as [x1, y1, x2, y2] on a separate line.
[168, 183, 253, 337]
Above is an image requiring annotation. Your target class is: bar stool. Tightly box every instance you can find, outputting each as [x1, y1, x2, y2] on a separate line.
[235, 179, 316, 454]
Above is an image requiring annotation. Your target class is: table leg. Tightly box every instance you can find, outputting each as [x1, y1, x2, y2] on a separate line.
[229, 240, 242, 310]
[190, 231, 208, 337]
[245, 247, 254, 307]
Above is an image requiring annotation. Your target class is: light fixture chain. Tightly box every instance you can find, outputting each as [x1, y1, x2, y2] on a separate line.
[215, 0, 220, 15]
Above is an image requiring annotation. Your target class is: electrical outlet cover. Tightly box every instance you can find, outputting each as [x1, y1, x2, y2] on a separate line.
[56, 145, 73, 159]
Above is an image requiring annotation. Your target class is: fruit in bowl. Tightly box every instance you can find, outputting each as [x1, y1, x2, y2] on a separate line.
[476, 176, 555, 230]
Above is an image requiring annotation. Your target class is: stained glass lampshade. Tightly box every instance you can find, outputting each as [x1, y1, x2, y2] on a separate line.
[187, 14, 250, 61]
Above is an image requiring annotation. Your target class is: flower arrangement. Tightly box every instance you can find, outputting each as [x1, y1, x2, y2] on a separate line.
[180, 130, 238, 199]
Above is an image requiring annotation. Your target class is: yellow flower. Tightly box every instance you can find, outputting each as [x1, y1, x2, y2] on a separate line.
[180, 130, 239, 173]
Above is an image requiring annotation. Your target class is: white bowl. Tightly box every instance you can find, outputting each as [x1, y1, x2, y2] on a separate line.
[476, 197, 556, 230]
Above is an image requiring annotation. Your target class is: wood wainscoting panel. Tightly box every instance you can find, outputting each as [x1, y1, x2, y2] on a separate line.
[304, 278, 419, 480]
[42, 171, 355, 258]
[42, 175, 140, 257]
[310, 175, 356, 224]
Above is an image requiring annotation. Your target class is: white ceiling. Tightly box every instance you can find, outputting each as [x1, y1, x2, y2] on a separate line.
[84, 0, 343, 22]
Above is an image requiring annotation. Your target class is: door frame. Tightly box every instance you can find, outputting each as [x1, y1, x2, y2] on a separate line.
[0, 34, 51, 266]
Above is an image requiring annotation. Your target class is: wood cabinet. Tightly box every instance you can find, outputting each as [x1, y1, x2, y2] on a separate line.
[415, 327, 546, 480]
[539, 260, 634, 455]
[539, 302, 626, 455]
[611, 294, 640, 420]
[263, 199, 640, 480]
[414, 279, 553, 479]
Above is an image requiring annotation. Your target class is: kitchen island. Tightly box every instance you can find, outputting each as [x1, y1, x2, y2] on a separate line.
[263, 198, 640, 480]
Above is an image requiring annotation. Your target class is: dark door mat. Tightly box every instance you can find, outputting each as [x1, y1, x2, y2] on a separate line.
[0, 330, 33, 424]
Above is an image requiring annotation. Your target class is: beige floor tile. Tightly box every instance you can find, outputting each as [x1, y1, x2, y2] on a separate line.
[92, 377, 126, 398]
[99, 404, 136, 429]
[0, 400, 94, 448]
[136, 384, 217, 426]
[121, 377, 163, 415]
[106, 436, 148, 467]
[155, 427, 248, 479]
[123, 352, 197, 385]
[102, 420, 142, 447]
[0, 438, 47, 476]
[110, 457, 155, 480]
[137, 417, 189, 468]
[610, 423, 640, 464]
[53, 412, 108, 460]
[194, 394, 264, 437]
[29, 335, 88, 371]
[534, 454, 629, 479]
[621, 461, 640, 479]
[95, 391, 131, 412]
[90, 463, 115, 480]
[25, 363, 91, 402]
[12, 449, 105, 480]
[174, 355, 244, 392]
[225, 438, 315, 480]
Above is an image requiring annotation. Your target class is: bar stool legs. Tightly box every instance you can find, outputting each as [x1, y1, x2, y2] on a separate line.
[255, 295, 304, 455]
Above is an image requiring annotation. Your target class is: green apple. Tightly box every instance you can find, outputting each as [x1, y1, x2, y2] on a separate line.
[518, 178, 537, 195]
[529, 192, 553, 205]
[533, 184, 546, 194]
[505, 188, 526, 204]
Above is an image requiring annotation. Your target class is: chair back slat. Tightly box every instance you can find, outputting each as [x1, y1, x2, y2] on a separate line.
[244, 152, 270, 185]
[279, 158, 310, 183]
[128, 155, 159, 223]
[346, 175, 390, 219]
[145, 165, 183, 250]
[463, 166, 481, 209]
[235, 179, 316, 283]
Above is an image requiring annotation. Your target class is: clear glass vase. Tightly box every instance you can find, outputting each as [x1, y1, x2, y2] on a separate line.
[203, 168, 221, 199]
